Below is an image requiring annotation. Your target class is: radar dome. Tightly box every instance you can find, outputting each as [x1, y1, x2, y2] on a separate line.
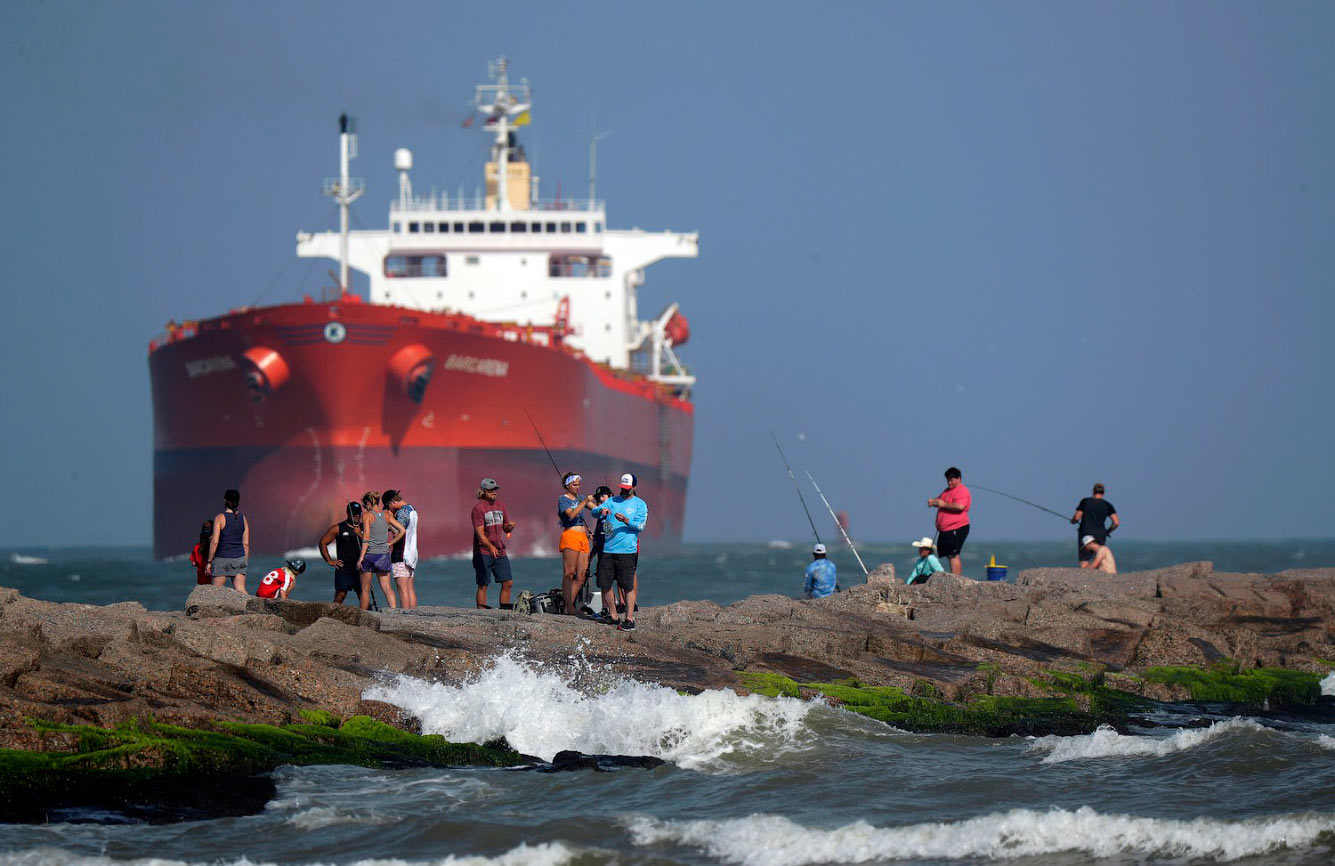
[394, 148, 413, 171]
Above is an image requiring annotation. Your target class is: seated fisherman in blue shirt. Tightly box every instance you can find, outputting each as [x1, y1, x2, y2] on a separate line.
[804, 543, 837, 599]
[907, 536, 946, 585]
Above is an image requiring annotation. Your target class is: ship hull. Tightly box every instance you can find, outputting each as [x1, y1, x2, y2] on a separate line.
[149, 302, 692, 558]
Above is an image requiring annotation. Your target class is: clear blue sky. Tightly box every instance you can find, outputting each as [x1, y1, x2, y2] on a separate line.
[2, 1, 1332, 547]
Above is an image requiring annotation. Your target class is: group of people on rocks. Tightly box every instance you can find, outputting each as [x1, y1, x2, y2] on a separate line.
[190, 487, 420, 610]
[187, 470, 649, 630]
[801, 467, 1120, 598]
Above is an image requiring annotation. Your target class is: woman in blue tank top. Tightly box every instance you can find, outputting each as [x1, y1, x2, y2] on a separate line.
[207, 488, 250, 593]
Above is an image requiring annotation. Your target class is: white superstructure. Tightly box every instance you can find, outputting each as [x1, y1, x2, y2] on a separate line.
[295, 58, 698, 388]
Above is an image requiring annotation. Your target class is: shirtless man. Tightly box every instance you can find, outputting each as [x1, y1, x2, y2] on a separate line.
[1080, 535, 1117, 574]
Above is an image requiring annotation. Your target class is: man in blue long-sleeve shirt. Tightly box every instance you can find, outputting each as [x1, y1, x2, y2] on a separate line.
[592, 473, 647, 630]
[804, 544, 838, 598]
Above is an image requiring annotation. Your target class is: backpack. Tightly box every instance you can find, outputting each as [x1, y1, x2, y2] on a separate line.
[531, 589, 564, 615]
[512, 589, 536, 614]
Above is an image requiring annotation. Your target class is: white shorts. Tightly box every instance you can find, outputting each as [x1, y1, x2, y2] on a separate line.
[391, 562, 414, 579]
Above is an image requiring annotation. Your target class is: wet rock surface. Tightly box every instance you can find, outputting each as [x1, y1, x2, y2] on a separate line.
[2, 563, 1333, 742]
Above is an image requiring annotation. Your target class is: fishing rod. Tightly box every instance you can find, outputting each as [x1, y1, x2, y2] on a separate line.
[972, 484, 1068, 522]
[335, 459, 379, 612]
[806, 471, 869, 576]
[770, 431, 821, 546]
[524, 408, 563, 477]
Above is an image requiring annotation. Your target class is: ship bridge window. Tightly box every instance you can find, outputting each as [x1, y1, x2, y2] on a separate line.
[489, 221, 506, 233]
[454, 222, 465, 233]
[423, 222, 435, 233]
[576, 222, 587, 233]
[545, 222, 557, 233]
[594, 222, 602, 233]
[510, 221, 527, 233]
[393, 221, 403, 233]
[559, 222, 572, 233]
[408, 222, 421, 233]
[531, 222, 543, 233]
[384, 254, 448, 278]
[438, 222, 450, 233]
[468, 221, 484, 233]
[549, 254, 612, 277]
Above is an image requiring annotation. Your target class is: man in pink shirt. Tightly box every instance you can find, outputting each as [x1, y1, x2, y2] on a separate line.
[927, 466, 971, 575]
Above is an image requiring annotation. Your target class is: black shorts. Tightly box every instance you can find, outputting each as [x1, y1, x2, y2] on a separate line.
[334, 567, 361, 592]
[473, 551, 513, 586]
[597, 552, 638, 593]
[937, 525, 970, 558]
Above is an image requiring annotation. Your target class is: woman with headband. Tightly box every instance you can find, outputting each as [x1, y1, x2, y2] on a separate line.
[557, 472, 595, 614]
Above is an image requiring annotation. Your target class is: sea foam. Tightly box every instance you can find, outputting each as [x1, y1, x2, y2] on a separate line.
[1027, 718, 1266, 764]
[0, 843, 576, 866]
[365, 652, 813, 768]
[625, 807, 1335, 865]
[1321, 671, 1335, 697]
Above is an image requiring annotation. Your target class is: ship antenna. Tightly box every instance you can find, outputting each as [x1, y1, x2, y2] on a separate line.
[588, 129, 612, 209]
[524, 409, 563, 477]
[324, 114, 364, 293]
[474, 57, 531, 212]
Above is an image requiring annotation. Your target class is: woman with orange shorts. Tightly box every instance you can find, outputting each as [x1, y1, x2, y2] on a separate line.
[557, 472, 594, 614]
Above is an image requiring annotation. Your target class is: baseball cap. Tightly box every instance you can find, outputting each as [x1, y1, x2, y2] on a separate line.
[619, 472, 637, 489]
[480, 478, 499, 491]
[813, 543, 826, 554]
[346, 501, 363, 521]
[1081, 535, 1097, 547]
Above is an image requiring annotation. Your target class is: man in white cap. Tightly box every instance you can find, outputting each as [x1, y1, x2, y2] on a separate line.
[1079, 535, 1117, 574]
[591, 472, 647, 629]
[906, 537, 946, 585]
[803, 543, 837, 599]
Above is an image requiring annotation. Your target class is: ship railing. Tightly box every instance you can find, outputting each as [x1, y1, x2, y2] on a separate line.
[147, 321, 200, 353]
[391, 195, 604, 214]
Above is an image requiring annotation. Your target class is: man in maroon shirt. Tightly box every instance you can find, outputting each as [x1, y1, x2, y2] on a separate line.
[471, 477, 517, 608]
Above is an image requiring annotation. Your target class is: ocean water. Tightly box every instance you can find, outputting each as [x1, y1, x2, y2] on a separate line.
[2, 541, 1334, 865]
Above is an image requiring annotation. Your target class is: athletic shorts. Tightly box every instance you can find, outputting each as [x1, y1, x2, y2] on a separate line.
[559, 527, 591, 553]
[334, 567, 360, 592]
[597, 552, 638, 593]
[937, 525, 970, 558]
[473, 551, 513, 586]
[361, 552, 392, 574]
[391, 561, 414, 579]
[212, 556, 247, 577]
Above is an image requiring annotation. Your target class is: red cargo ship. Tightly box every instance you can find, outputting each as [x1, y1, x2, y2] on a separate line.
[148, 59, 697, 558]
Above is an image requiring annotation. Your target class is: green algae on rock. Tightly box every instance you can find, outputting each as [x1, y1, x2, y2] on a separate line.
[737, 671, 1129, 737]
[0, 714, 523, 824]
[1139, 663, 1324, 708]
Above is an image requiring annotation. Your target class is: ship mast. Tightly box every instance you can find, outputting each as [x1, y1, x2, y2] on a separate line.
[474, 57, 531, 212]
[324, 114, 364, 292]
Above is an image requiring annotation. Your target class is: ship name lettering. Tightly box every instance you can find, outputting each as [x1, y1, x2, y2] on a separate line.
[186, 356, 237, 378]
[444, 355, 509, 377]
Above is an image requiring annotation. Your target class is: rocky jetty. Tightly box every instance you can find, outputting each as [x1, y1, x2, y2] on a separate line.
[2, 562, 1333, 820]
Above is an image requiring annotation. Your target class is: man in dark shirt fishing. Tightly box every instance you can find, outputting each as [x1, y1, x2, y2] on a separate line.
[1071, 483, 1119, 566]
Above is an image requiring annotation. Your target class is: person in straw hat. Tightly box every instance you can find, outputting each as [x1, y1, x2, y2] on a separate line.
[906, 537, 946, 585]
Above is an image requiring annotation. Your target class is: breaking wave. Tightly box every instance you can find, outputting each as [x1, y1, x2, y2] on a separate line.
[1028, 718, 1267, 764]
[625, 807, 1335, 865]
[1321, 671, 1335, 697]
[364, 652, 813, 768]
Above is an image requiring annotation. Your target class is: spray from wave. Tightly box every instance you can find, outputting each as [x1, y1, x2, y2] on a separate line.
[364, 652, 813, 768]
[625, 807, 1335, 865]
[1028, 718, 1267, 764]
[1321, 671, 1335, 697]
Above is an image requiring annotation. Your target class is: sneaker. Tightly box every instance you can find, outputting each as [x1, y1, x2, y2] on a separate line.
[618, 619, 636, 631]
[593, 611, 617, 625]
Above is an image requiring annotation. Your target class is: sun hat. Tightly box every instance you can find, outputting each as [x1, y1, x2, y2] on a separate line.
[813, 543, 826, 554]
[911, 537, 935, 549]
[1081, 535, 1097, 547]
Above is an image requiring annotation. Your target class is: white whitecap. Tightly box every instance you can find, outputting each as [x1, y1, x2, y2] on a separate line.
[9, 554, 48, 565]
[1318, 734, 1335, 751]
[283, 547, 322, 560]
[1028, 718, 1266, 764]
[365, 652, 812, 768]
[624, 807, 1335, 865]
[1320, 671, 1335, 697]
